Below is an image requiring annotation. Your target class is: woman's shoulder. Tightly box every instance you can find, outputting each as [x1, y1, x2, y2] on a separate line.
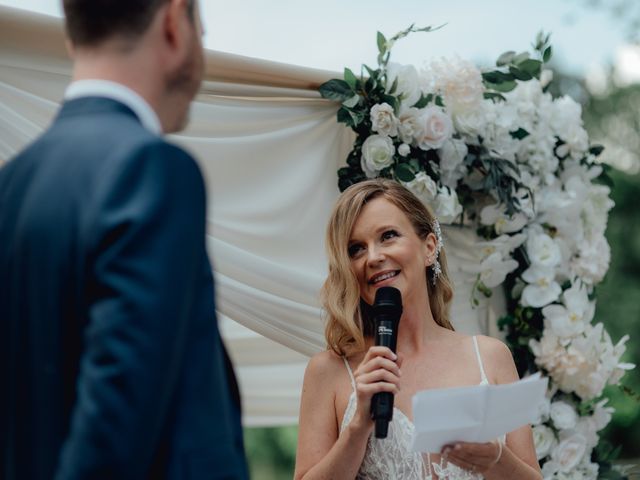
[305, 349, 348, 380]
[474, 334, 519, 383]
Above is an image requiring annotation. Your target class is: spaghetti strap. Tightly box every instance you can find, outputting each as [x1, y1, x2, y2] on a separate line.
[342, 356, 357, 392]
[472, 336, 489, 384]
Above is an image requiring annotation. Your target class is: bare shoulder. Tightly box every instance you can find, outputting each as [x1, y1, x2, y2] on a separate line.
[304, 349, 345, 384]
[475, 335, 519, 383]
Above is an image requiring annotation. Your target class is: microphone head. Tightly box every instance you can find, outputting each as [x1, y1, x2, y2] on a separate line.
[373, 287, 402, 316]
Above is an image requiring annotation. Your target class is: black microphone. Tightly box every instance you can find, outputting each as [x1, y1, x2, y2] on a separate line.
[370, 286, 402, 439]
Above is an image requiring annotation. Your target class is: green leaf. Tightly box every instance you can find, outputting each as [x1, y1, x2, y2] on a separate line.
[342, 94, 360, 108]
[510, 128, 530, 140]
[413, 94, 430, 109]
[319, 79, 353, 101]
[518, 59, 542, 76]
[377, 31, 387, 55]
[483, 92, 506, 102]
[435, 95, 444, 107]
[344, 68, 358, 89]
[543, 46, 553, 63]
[388, 77, 399, 95]
[512, 52, 530, 64]
[589, 144, 605, 156]
[509, 66, 533, 81]
[496, 50, 516, 66]
[486, 80, 517, 92]
[482, 70, 515, 84]
[394, 163, 415, 182]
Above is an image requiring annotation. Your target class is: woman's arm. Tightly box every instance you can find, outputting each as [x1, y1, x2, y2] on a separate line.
[294, 347, 401, 480]
[444, 336, 542, 480]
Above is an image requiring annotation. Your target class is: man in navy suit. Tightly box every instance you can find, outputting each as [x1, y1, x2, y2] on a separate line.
[0, 0, 248, 478]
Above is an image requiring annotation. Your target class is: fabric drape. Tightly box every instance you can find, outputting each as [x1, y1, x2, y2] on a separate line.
[0, 6, 503, 426]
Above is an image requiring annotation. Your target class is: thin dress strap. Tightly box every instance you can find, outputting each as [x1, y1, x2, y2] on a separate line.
[472, 336, 489, 384]
[342, 356, 357, 392]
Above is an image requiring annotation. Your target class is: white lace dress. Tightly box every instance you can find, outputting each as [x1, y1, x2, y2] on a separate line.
[339, 336, 503, 480]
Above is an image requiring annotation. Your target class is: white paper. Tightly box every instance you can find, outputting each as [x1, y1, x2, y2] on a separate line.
[411, 373, 548, 453]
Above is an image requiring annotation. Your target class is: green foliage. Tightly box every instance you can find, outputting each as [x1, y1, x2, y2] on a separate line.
[244, 426, 298, 479]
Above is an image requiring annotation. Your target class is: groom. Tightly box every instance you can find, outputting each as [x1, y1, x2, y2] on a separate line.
[0, 0, 248, 478]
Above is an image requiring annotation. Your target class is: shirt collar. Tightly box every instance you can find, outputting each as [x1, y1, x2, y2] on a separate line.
[64, 80, 163, 135]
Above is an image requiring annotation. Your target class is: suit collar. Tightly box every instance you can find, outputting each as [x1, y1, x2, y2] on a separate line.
[64, 80, 162, 135]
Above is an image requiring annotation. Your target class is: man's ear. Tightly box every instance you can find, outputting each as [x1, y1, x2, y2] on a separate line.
[64, 38, 75, 59]
[162, 0, 190, 50]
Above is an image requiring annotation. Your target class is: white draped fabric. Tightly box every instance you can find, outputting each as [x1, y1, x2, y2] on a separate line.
[0, 6, 504, 426]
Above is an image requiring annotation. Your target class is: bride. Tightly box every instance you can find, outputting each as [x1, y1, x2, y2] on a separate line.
[294, 179, 542, 479]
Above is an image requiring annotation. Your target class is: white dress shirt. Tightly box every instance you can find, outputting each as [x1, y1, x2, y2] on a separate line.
[64, 80, 162, 135]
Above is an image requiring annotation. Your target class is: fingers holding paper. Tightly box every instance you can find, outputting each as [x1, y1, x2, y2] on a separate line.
[442, 440, 502, 475]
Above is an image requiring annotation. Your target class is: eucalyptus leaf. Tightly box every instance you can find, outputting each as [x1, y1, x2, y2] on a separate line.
[482, 70, 514, 84]
[319, 79, 353, 101]
[496, 50, 516, 66]
[509, 66, 533, 81]
[486, 80, 517, 93]
[435, 96, 444, 107]
[518, 59, 542, 76]
[483, 92, 506, 102]
[510, 128, 530, 140]
[512, 52, 530, 65]
[543, 45, 552, 63]
[377, 31, 387, 55]
[413, 94, 430, 109]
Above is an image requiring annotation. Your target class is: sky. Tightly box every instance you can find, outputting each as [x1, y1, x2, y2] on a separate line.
[0, 0, 637, 80]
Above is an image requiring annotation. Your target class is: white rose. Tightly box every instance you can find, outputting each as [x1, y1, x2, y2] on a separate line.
[532, 424, 556, 460]
[398, 107, 424, 144]
[416, 106, 453, 150]
[386, 62, 421, 109]
[434, 186, 463, 224]
[551, 434, 587, 473]
[370, 103, 399, 137]
[361, 134, 395, 177]
[438, 139, 468, 188]
[550, 401, 578, 430]
[398, 143, 411, 157]
[402, 171, 437, 206]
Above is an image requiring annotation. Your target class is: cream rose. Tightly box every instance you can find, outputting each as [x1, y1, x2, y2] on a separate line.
[532, 424, 556, 460]
[550, 401, 578, 430]
[551, 434, 587, 473]
[361, 134, 395, 178]
[370, 103, 399, 137]
[416, 106, 453, 150]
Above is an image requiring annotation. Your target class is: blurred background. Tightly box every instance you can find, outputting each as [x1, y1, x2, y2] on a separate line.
[1, 1, 638, 478]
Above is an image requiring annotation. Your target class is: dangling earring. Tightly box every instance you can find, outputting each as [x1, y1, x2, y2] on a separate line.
[431, 218, 443, 286]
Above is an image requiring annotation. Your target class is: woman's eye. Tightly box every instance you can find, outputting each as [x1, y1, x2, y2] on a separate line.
[348, 244, 364, 258]
[381, 230, 399, 241]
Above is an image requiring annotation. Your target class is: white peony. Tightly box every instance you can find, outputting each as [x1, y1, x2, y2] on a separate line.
[416, 106, 453, 150]
[402, 171, 438, 206]
[434, 186, 463, 224]
[370, 103, 399, 137]
[423, 56, 484, 116]
[550, 401, 578, 430]
[532, 424, 557, 460]
[361, 134, 395, 178]
[386, 62, 422, 109]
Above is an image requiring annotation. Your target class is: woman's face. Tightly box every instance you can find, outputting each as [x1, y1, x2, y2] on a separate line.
[348, 196, 436, 306]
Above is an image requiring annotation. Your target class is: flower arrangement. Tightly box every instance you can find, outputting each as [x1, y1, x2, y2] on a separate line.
[320, 26, 635, 479]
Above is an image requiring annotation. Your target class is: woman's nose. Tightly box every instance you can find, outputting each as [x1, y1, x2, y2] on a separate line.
[366, 245, 385, 265]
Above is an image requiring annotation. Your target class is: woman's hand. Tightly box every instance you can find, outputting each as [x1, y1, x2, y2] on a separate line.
[350, 346, 402, 433]
[441, 440, 502, 475]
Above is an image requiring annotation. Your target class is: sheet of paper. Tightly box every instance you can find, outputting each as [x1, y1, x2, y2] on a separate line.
[411, 373, 548, 453]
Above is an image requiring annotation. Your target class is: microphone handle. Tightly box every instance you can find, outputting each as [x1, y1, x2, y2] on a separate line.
[371, 316, 398, 439]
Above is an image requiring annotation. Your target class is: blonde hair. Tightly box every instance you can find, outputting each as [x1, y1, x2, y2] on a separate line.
[321, 179, 454, 356]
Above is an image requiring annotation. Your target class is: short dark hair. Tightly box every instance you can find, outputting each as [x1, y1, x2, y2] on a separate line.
[63, 0, 194, 47]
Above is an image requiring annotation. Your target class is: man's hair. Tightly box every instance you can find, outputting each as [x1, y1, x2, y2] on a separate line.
[63, 0, 194, 47]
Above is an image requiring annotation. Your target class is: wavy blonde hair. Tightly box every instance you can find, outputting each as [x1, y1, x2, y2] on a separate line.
[321, 179, 454, 356]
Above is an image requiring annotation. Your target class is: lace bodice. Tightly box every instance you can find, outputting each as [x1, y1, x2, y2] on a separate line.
[339, 336, 495, 480]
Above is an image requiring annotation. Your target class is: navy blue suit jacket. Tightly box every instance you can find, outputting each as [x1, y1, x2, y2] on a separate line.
[0, 97, 249, 479]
